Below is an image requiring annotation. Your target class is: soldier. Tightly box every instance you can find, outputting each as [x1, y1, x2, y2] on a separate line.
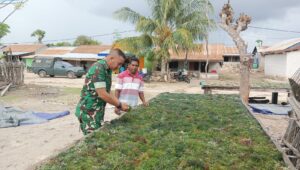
[75, 49, 129, 135]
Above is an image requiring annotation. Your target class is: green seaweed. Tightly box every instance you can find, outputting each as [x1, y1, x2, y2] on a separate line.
[40, 93, 285, 170]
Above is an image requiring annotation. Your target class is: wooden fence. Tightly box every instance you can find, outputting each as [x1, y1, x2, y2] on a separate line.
[0, 61, 25, 86]
[283, 68, 300, 169]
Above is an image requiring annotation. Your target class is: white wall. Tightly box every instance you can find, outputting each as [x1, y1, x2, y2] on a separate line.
[209, 62, 221, 72]
[287, 51, 300, 78]
[258, 54, 265, 71]
[264, 54, 287, 77]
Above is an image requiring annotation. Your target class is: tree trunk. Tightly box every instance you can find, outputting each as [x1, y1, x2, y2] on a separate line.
[166, 61, 170, 82]
[161, 57, 167, 75]
[239, 53, 250, 103]
[184, 49, 188, 69]
[205, 36, 209, 78]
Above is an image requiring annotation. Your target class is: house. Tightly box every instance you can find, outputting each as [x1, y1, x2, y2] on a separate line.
[252, 46, 269, 71]
[2, 44, 47, 64]
[66, 45, 112, 69]
[168, 44, 239, 76]
[67, 45, 146, 72]
[252, 40, 269, 71]
[22, 46, 75, 69]
[22, 45, 112, 71]
[260, 38, 300, 78]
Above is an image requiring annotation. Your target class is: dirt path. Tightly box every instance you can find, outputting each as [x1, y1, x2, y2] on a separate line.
[0, 73, 290, 170]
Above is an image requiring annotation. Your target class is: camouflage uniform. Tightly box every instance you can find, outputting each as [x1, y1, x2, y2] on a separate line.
[75, 60, 112, 135]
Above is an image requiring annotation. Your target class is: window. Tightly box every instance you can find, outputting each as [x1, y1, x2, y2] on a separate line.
[223, 56, 240, 62]
[35, 59, 42, 63]
[232, 56, 240, 62]
[62, 61, 73, 68]
[189, 62, 199, 71]
[200, 62, 208, 73]
[45, 60, 53, 64]
[224, 56, 230, 62]
[54, 61, 64, 69]
[169, 61, 178, 71]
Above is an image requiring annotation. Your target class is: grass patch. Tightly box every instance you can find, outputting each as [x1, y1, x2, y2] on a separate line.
[251, 79, 289, 89]
[0, 95, 21, 102]
[63, 87, 82, 95]
[40, 93, 285, 170]
[208, 77, 289, 89]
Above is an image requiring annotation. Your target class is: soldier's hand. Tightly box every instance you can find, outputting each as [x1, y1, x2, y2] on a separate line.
[121, 102, 129, 112]
[114, 107, 121, 115]
[143, 102, 149, 107]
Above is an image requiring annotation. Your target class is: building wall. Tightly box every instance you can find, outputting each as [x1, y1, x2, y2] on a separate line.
[209, 62, 221, 72]
[172, 61, 220, 72]
[258, 54, 265, 71]
[220, 62, 240, 73]
[287, 51, 300, 78]
[264, 54, 287, 77]
[25, 58, 33, 67]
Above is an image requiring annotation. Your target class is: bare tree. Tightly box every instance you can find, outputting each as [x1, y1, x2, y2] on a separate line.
[1, 0, 27, 24]
[219, 1, 251, 103]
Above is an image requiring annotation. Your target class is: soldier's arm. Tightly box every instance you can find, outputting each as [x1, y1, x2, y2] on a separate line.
[96, 88, 119, 107]
[96, 88, 128, 111]
[115, 90, 121, 99]
[92, 64, 128, 111]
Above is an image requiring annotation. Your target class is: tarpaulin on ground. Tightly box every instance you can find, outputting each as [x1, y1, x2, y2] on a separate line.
[0, 105, 69, 128]
[33, 111, 70, 120]
[249, 104, 292, 115]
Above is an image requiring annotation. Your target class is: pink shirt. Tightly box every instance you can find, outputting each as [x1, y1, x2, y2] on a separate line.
[115, 70, 144, 107]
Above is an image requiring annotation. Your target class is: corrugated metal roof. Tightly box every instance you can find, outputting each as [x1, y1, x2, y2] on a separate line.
[170, 44, 239, 61]
[260, 38, 300, 55]
[71, 45, 112, 54]
[38, 47, 75, 55]
[3, 44, 46, 53]
[62, 53, 105, 60]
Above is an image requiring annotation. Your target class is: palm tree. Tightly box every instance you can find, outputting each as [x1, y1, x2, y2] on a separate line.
[0, 23, 10, 40]
[73, 35, 100, 46]
[115, 0, 214, 76]
[31, 29, 46, 43]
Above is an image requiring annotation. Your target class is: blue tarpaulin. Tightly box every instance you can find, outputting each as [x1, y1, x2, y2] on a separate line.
[249, 104, 292, 115]
[33, 111, 70, 120]
[0, 105, 70, 128]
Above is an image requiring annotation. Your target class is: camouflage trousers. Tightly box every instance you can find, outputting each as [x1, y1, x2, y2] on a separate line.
[75, 106, 105, 135]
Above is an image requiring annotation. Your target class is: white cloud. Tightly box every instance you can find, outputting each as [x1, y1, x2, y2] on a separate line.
[0, 0, 299, 50]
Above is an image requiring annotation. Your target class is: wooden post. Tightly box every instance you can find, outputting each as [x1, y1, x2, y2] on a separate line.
[0, 61, 24, 86]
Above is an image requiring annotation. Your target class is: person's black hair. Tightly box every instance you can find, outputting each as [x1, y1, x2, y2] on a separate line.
[129, 56, 139, 65]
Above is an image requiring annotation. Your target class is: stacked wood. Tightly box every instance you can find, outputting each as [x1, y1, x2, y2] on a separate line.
[289, 69, 300, 102]
[0, 61, 25, 86]
[283, 68, 300, 169]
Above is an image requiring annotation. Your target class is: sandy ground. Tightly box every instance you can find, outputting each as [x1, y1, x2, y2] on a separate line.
[0, 72, 290, 170]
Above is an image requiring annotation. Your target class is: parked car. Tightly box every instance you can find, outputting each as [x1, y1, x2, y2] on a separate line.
[32, 56, 85, 78]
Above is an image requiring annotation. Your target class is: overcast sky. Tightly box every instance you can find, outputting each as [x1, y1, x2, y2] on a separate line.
[1, 0, 300, 50]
